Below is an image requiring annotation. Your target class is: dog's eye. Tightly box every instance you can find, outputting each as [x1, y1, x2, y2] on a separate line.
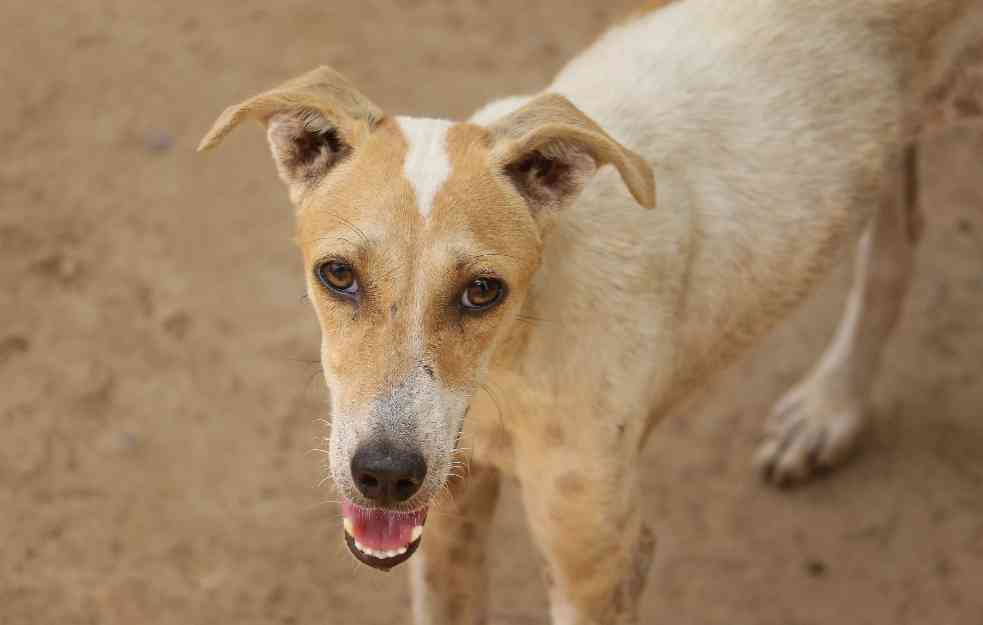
[461, 278, 504, 311]
[316, 261, 359, 296]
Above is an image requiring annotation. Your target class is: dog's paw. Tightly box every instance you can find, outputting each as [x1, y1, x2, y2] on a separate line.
[753, 382, 866, 487]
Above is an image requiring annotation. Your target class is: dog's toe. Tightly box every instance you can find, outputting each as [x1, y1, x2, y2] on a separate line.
[754, 388, 865, 487]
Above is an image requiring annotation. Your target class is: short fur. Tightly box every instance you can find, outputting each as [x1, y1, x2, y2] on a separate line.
[199, 1, 983, 623]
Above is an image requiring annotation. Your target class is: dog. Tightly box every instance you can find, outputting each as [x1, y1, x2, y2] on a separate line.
[198, 0, 983, 622]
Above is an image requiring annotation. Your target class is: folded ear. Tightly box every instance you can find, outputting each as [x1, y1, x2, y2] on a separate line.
[488, 93, 655, 213]
[198, 66, 384, 202]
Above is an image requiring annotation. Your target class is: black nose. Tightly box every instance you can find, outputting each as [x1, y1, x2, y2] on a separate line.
[350, 441, 427, 505]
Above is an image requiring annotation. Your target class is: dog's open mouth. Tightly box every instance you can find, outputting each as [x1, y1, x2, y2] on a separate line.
[341, 500, 428, 571]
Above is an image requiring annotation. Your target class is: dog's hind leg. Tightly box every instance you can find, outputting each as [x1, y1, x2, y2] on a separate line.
[755, 145, 923, 486]
[410, 462, 500, 625]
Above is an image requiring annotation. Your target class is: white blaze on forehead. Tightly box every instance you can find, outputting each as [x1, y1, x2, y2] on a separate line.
[396, 116, 453, 219]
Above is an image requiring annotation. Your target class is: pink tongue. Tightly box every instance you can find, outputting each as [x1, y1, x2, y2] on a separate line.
[342, 501, 428, 551]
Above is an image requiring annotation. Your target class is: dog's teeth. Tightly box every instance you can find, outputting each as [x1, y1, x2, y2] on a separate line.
[343, 518, 353, 535]
[352, 538, 411, 560]
[355, 540, 378, 558]
[411, 525, 423, 542]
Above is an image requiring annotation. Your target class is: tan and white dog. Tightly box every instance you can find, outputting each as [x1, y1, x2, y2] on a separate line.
[199, 0, 983, 622]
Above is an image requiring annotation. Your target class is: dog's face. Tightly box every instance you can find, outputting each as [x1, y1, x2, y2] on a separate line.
[297, 117, 544, 569]
[200, 66, 653, 570]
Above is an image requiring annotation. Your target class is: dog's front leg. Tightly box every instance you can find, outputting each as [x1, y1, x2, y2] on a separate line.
[516, 435, 655, 625]
[410, 462, 501, 625]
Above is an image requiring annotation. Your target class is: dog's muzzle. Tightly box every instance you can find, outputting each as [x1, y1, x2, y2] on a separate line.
[342, 439, 430, 570]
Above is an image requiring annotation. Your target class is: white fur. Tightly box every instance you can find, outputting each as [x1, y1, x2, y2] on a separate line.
[396, 116, 453, 220]
[548, 593, 578, 625]
[469, 95, 533, 126]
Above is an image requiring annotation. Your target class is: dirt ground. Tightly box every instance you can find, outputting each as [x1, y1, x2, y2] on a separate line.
[2, 1, 982, 624]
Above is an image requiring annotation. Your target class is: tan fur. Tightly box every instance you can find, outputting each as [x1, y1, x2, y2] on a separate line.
[615, 0, 680, 27]
[638, 0, 677, 12]
[199, 66, 384, 204]
[199, 1, 983, 622]
[197, 65, 383, 151]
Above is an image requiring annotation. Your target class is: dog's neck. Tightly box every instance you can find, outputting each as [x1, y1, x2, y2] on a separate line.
[493, 167, 845, 412]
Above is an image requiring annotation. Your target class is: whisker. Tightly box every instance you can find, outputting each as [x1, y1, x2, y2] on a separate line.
[516, 314, 551, 325]
[325, 211, 370, 247]
[304, 499, 346, 510]
[286, 357, 321, 365]
[465, 252, 519, 271]
[478, 381, 507, 439]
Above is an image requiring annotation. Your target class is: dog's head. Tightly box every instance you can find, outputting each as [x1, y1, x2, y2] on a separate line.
[200, 66, 654, 570]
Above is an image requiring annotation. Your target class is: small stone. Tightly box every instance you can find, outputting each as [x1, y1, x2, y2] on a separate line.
[144, 129, 175, 153]
[0, 335, 30, 365]
[97, 429, 144, 456]
[34, 253, 81, 281]
[77, 363, 115, 406]
[161, 310, 192, 340]
[805, 559, 828, 577]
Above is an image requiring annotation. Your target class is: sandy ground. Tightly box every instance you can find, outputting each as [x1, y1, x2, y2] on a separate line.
[2, 1, 982, 624]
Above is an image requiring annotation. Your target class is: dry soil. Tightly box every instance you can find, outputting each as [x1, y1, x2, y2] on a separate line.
[2, 1, 982, 624]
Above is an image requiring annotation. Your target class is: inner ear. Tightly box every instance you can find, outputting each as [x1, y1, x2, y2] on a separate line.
[267, 109, 351, 196]
[504, 143, 597, 213]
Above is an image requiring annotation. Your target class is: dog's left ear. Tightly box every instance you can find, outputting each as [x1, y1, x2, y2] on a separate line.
[198, 66, 384, 203]
[488, 93, 655, 212]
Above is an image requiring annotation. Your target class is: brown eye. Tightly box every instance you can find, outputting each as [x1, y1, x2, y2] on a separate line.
[461, 278, 504, 311]
[316, 261, 358, 295]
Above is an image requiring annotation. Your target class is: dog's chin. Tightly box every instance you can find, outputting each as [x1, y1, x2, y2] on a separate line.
[341, 499, 429, 572]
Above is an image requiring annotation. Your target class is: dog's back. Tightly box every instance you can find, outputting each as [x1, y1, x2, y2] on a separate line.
[554, 0, 980, 154]
[471, 0, 983, 403]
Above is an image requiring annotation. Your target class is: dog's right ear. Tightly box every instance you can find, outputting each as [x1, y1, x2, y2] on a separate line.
[198, 66, 384, 203]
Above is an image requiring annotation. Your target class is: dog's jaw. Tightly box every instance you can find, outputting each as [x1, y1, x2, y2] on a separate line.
[342, 501, 428, 571]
